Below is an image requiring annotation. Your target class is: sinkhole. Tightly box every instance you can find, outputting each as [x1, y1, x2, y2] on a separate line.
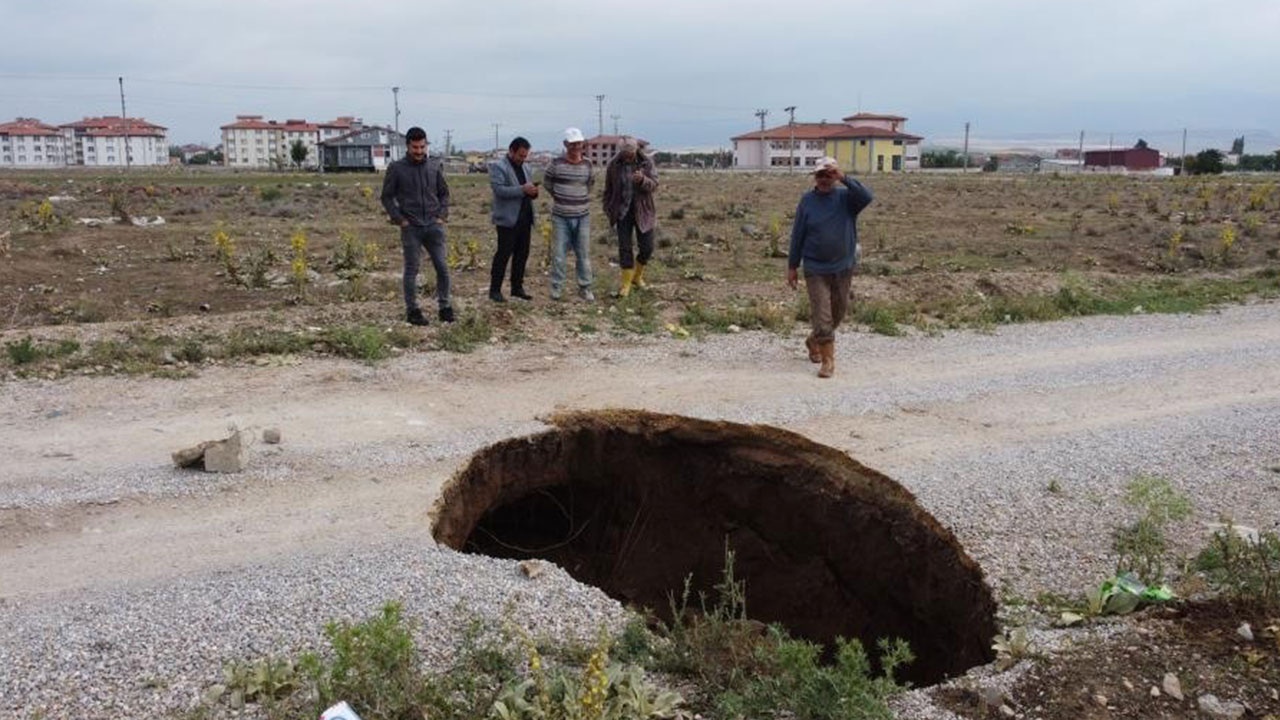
[430, 410, 997, 685]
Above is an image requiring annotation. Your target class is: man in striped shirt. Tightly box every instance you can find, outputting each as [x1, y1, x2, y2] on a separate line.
[542, 127, 596, 301]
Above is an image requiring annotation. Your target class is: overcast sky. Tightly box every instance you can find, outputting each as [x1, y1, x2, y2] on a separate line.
[2, 0, 1277, 154]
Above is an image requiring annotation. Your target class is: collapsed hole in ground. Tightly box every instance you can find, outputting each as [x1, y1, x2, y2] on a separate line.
[430, 409, 997, 686]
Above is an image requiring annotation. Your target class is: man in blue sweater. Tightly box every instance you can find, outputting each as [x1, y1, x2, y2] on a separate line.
[787, 156, 873, 378]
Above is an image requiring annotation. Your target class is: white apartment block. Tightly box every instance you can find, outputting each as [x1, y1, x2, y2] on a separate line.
[61, 116, 168, 166]
[222, 115, 362, 169]
[0, 118, 68, 167]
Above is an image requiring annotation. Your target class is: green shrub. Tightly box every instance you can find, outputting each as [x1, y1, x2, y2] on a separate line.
[325, 325, 392, 362]
[681, 301, 790, 334]
[652, 544, 911, 719]
[1195, 524, 1280, 610]
[435, 313, 493, 352]
[1112, 475, 1192, 585]
[300, 602, 434, 719]
[5, 337, 40, 365]
[855, 306, 902, 336]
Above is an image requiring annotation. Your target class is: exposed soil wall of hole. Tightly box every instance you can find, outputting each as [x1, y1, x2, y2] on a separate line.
[430, 409, 997, 685]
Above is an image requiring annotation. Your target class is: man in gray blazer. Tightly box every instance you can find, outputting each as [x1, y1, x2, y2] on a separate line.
[487, 137, 539, 301]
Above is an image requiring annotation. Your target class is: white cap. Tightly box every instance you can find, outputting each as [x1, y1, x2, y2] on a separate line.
[563, 127, 585, 143]
[812, 156, 839, 174]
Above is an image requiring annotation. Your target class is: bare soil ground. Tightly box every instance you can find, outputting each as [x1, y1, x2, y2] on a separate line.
[3, 168, 1280, 718]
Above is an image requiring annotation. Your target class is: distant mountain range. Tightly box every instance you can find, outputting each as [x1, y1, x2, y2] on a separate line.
[922, 128, 1279, 155]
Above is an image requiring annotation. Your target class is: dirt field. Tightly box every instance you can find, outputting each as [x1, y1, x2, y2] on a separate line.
[2, 168, 1278, 370]
[3, 168, 1280, 718]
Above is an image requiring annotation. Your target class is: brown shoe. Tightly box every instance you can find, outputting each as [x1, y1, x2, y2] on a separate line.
[804, 335, 821, 363]
[818, 340, 835, 378]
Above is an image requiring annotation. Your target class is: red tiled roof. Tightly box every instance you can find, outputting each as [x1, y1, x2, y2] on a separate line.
[85, 125, 165, 138]
[586, 134, 650, 147]
[61, 116, 166, 132]
[841, 112, 907, 122]
[221, 116, 280, 130]
[0, 117, 61, 136]
[318, 116, 360, 128]
[732, 123, 921, 142]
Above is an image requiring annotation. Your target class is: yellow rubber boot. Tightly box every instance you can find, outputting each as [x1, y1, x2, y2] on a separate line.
[632, 262, 648, 289]
[616, 268, 635, 298]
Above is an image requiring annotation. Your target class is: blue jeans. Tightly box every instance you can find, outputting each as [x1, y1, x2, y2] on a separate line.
[550, 214, 593, 292]
[401, 223, 451, 311]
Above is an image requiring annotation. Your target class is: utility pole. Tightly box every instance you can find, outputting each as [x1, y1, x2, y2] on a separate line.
[595, 94, 605, 137]
[1077, 130, 1084, 172]
[610, 114, 620, 135]
[1108, 133, 1114, 173]
[492, 123, 501, 152]
[389, 86, 399, 134]
[118, 76, 130, 172]
[389, 86, 399, 133]
[962, 121, 970, 173]
[1181, 127, 1188, 175]
[755, 108, 769, 171]
[444, 129, 453, 157]
[784, 105, 797, 172]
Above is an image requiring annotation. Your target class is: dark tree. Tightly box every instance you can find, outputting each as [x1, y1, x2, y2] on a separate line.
[1230, 136, 1245, 155]
[1186, 149, 1225, 175]
[290, 139, 309, 168]
[1135, 138, 1149, 149]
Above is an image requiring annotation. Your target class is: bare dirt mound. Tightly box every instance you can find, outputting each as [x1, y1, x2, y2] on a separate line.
[430, 409, 998, 684]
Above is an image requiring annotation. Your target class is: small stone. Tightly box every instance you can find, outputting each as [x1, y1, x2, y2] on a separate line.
[1197, 693, 1246, 720]
[1150, 686, 1160, 697]
[262, 427, 282, 444]
[199, 303, 211, 312]
[1162, 672, 1184, 701]
[1122, 678, 1134, 692]
[999, 704, 1016, 718]
[1236, 622, 1253, 641]
[979, 686, 1005, 708]
[518, 560, 544, 579]
[1092, 693, 1107, 707]
[201, 684, 227, 705]
[173, 430, 246, 473]
[202, 431, 247, 473]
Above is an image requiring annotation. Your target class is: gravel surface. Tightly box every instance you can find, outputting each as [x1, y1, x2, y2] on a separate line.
[0, 541, 626, 719]
[3, 301, 1279, 719]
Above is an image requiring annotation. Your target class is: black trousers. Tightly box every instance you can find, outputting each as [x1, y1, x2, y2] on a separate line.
[490, 217, 533, 293]
[616, 212, 654, 269]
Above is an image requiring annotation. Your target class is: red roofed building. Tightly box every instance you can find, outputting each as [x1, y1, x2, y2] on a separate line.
[60, 116, 168, 167]
[318, 116, 362, 142]
[583, 134, 652, 167]
[1083, 144, 1162, 171]
[221, 115, 361, 169]
[731, 111, 922, 173]
[0, 117, 68, 167]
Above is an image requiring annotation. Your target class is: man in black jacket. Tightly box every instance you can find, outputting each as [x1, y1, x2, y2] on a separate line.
[380, 126, 453, 325]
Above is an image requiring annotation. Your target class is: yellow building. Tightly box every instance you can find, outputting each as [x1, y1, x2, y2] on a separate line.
[731, 112, 921, 172]
[824, 113, 921, 173]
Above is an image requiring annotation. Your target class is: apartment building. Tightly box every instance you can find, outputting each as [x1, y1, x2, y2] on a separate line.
[0, 118, 67, 167]
[222, 115, 363, 169]
[61, 116, 168, 166]
[582, 134, 653, 167]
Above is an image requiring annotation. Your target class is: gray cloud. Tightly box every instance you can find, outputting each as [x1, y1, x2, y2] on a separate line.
[1, 0, 1276, 152]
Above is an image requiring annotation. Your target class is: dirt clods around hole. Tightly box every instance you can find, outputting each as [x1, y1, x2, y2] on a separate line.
[430, 409, 998, 685]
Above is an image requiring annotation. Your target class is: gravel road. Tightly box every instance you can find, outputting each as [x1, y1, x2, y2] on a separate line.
[2, 301, 1279, 719]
